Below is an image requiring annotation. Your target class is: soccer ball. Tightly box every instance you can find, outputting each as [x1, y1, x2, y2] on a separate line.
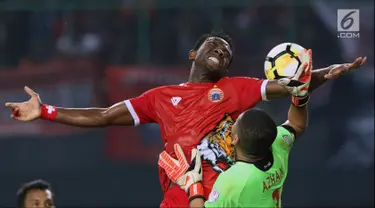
[264, 43, 305, 80]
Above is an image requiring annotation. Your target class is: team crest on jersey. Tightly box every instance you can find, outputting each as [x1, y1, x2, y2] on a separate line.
[208, 86, 224, 102]
[197, 114, 235, 173]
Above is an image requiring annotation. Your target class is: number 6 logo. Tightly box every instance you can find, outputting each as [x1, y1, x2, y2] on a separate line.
[337, 9, 360, 32]
[341, 11, 356, 30]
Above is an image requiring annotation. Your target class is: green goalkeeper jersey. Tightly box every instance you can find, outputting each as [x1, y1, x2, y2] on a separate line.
[204, 126, 295, 207]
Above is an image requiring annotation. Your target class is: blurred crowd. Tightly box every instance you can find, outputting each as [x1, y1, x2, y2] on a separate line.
[1, 2, 373, 165]
[0, 0, 373, 206]
[0, 3, 351, 68]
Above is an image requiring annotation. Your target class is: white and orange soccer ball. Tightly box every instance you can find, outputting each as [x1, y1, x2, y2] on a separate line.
[264, 42, 305, 80]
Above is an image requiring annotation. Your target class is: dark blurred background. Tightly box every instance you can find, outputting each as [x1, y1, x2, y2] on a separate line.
[0, 0, 373, 207]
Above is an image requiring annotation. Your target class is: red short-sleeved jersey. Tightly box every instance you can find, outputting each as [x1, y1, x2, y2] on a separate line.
[124, 76, 268, 200]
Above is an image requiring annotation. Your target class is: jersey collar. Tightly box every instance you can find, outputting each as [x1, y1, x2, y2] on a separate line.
[236, 151, 274, 172]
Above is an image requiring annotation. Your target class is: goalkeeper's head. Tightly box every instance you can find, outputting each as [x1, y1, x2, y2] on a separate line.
[232, 108, 277, 158]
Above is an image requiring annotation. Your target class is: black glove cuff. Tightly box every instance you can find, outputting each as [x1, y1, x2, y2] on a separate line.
[292, 95, 310, 107]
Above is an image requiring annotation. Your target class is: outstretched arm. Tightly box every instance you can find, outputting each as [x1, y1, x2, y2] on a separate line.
[282, 100, 308, 137]
[265, 80, 289, 99]
[309, 57, 366, 91]
[266, 56, 367, 100]
[5, 86, 157, 127]
[54, 102, 133, 127]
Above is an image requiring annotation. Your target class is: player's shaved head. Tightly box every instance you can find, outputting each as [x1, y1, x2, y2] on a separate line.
[233, 108, 277, 156]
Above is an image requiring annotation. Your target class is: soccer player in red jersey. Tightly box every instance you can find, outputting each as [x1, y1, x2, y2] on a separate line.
[5, 32, 366, 207]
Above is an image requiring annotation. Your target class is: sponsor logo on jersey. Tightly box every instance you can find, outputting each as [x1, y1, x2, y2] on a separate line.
[208, 86, 224, 102]
[197, 114, 235, 173]
[207, 188, 219, 203]
[171, 96, 182, 106]
[282, 134, 293, 147]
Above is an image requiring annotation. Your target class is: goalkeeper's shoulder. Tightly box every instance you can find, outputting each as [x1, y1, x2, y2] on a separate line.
[272, 125, 296, 152]
[278, 125, 296, 137]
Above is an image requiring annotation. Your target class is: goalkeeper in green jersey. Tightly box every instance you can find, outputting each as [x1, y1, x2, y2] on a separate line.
[158, 93, 308, 207]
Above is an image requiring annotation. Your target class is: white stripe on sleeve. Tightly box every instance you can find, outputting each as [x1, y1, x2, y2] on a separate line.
[261, 80, 269, 101]
[124, 100, 140, 126]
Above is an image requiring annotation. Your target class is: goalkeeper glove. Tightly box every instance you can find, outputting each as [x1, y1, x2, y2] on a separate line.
[158, 144, 204, 202]
[278, 49, 312, 98]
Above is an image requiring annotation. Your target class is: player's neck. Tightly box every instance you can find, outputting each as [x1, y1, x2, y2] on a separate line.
[188, 63, 219, 83]
[236, 153, 265, 163]
[236, 149, 269, 163]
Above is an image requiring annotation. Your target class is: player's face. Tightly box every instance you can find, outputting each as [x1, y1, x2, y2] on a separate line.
[24, 189, 55, 208]
[193, 37, 232, 73]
